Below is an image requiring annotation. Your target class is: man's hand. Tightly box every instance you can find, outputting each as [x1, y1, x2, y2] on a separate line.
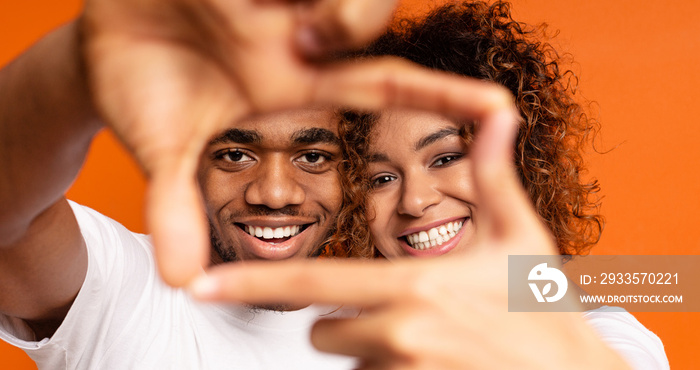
[188, 99, 630, 369]
[79, 0, 510, 286]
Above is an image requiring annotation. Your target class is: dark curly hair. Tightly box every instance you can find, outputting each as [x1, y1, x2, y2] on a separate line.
[335, 0, 603, 256]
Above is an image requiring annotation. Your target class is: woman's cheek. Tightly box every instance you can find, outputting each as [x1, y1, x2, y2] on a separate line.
[368, 195, 399, 258]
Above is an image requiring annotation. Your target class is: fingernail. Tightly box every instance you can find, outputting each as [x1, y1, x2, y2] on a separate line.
[189, 274, 219, 300]
[296, 26, 324, 58]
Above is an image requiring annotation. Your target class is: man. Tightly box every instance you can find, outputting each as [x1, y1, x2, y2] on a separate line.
[200, 109, 347, 267]
[0, 0, 502, 368]
[1, 106, 358, 368]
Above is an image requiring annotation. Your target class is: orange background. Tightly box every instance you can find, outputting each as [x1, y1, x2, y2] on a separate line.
[1, 0, 698, 368]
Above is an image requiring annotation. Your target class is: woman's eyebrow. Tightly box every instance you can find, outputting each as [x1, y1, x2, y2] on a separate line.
[368, 152, 390, 163]
[414, 128, 460, 151]
[369, 127, 460, 163]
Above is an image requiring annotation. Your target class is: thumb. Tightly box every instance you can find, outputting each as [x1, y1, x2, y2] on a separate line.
[471, 104, 545, 242]
[147, 159, 209, 287]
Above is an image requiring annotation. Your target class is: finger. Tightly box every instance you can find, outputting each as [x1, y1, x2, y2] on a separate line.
[310, 57, 513, 119]
[114, 45, 245, 288]
[311, 316, 389, 358]
[311, 312, 416, 360]
[147, 156, 210, 287]
[190, 258, 427, 306]
[294, 0, 399, 57]
[312, 308, 483, 369]
[470, 103, 555, 253]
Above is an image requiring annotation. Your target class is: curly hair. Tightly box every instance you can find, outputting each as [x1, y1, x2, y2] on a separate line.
[336, 0, 603, 256]
[318, 110, 376, 258]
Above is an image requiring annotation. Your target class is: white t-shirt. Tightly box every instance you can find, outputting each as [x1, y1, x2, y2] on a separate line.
[584, 306, 669, 369]
[0, 202, 669, 369]
[0, 201, 357, 369]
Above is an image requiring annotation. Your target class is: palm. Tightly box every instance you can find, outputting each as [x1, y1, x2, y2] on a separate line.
[82, 0, 319, 171]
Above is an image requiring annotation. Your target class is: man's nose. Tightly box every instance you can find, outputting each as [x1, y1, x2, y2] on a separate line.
[244, 158, 305, 209]
[397, 172, 443, 217]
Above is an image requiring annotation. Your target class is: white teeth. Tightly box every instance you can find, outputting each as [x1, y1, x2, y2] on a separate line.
[263, 227, 273, 239]
[404, 220, 465, 251]
[418, 231, 429, 243]
[245, 225, 304, 240]
[428, 228, 439, 240]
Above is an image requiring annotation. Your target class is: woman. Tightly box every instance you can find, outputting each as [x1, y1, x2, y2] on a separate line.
[338, 0, 601, 259]
[337, 1, 669, 368]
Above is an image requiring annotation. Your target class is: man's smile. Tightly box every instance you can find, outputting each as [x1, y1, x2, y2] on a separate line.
[232, 221, 317, 260]
[237, 223, 311, 244]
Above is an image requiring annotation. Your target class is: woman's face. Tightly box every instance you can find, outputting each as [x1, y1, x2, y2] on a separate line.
[367, 109, 478, 259]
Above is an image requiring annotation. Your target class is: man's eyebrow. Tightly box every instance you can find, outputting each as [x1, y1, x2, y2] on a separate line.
[291, 128, 340, 146]
[209, 129, 261, 145]
[415, 127, 461, 151]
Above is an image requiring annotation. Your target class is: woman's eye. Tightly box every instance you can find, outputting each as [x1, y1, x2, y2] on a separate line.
[371, 174, 397, 188]
[432, 154, 462, 167]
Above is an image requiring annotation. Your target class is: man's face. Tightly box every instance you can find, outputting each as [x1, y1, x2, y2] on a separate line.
[198, 109, 343, 263]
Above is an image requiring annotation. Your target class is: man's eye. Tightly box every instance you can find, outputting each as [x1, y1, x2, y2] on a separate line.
[295, 151, 334, 173]
[216, 150, 253, 163]
[371, 174, 397, 188]
[297, 151, 333, 165]
[432, 154, 462, 167]
[298, 152, 326, 164]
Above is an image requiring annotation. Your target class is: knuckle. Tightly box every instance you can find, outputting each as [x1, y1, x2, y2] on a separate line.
[486, 84, 516, 111]
[402, 268, 438, 302]
[378, 69, 400, 108]
[381, 312, 425, 355]
[288, 267, 320, 289]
